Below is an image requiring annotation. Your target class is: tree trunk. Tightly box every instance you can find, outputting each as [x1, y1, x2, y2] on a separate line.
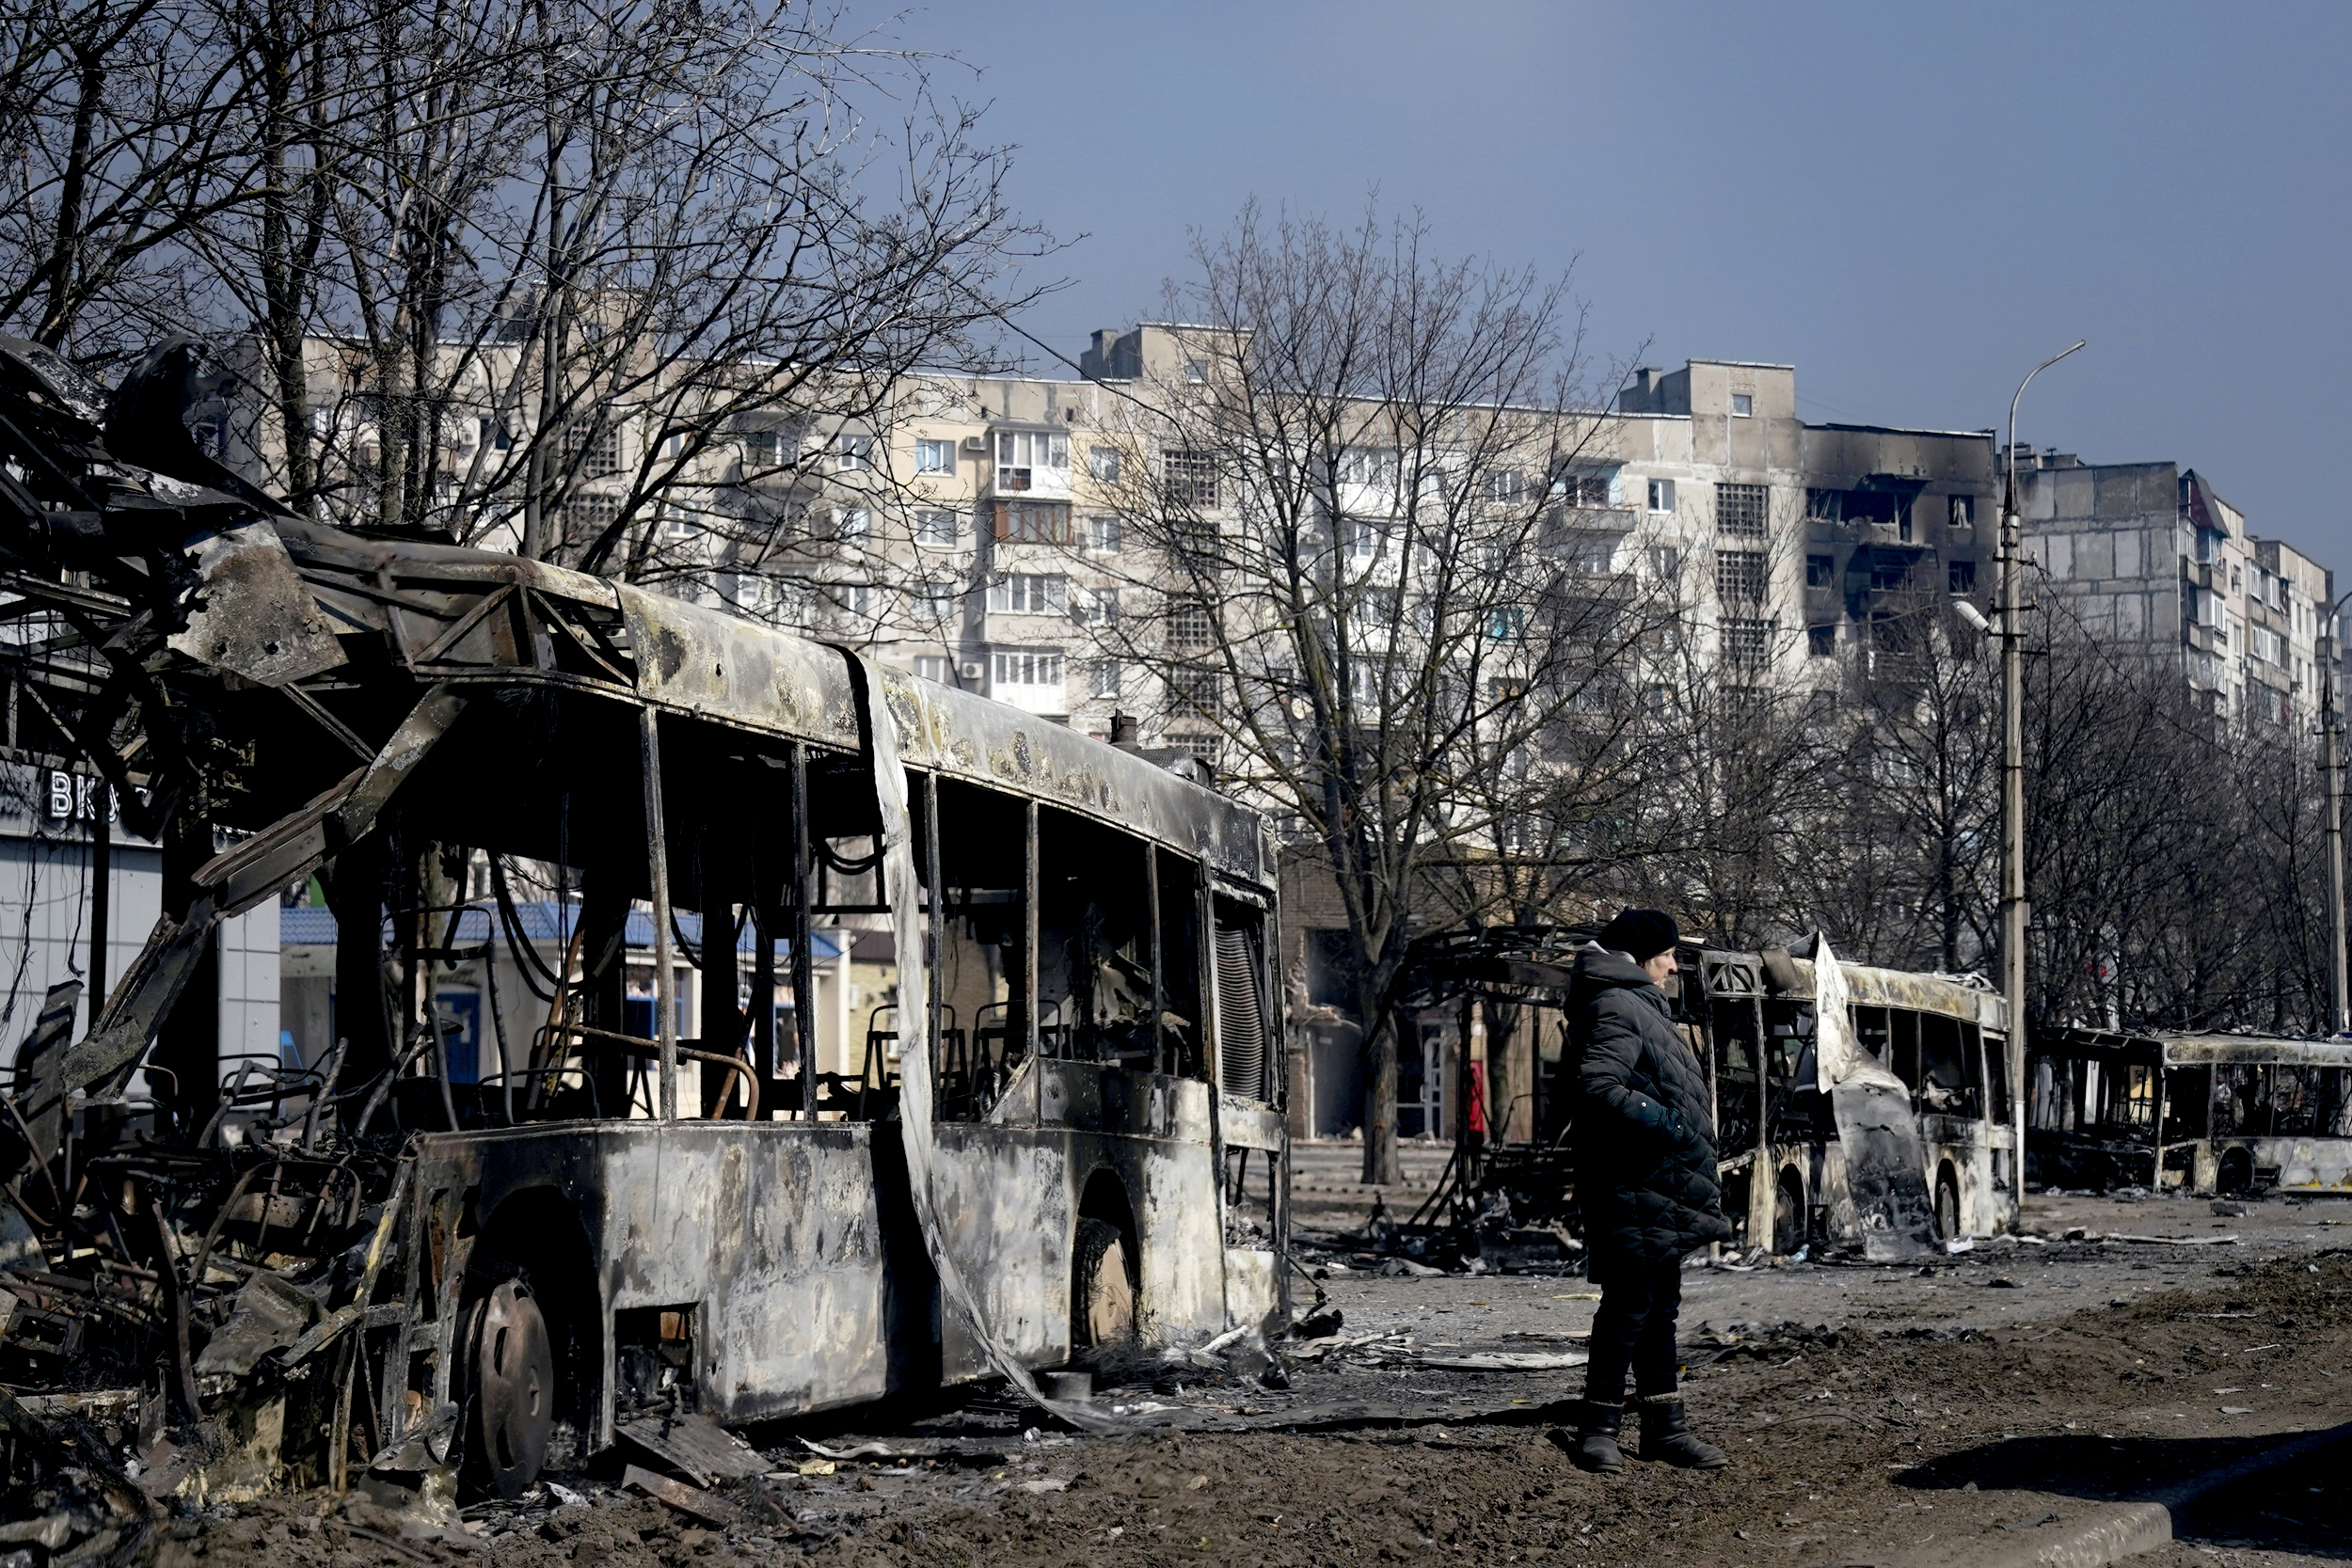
[1359, 997, 1398, 1185]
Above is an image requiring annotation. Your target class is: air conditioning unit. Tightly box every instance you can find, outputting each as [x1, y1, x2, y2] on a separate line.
[959, 661, 986, 682]
[960, 436, 988, 455]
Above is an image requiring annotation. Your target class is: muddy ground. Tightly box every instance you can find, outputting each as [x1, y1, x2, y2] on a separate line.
[141, 1186, 2351, 1568]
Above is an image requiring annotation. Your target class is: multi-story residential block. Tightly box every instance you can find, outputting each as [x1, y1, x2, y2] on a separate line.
[1608, 359, 1996, 681]
[2016, 452, 2335, 723]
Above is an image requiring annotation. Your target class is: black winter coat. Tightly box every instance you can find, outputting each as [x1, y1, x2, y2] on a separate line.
[1569, 947, 1734, 1275]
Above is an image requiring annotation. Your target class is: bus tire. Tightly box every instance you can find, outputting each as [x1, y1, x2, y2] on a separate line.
[1772, 1168, 1806, 1256]
[1073, 1217, 1136, 1347]
[2217, 1147, 2253, 1196]
[466, 1278, 555, 1499]
[1934, 1166, 1962, 1241]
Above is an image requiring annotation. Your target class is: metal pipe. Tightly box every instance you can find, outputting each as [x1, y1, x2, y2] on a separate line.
[789, 741, 818, 1117]
[641, 705, 676, 1119]
[87, 781, 109, 1020]
[2001, 340, 2084, 1201]
[1019, 800, 1039, 1061]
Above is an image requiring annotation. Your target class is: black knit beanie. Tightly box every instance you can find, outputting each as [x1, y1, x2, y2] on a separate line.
[1598, 907, 1677, 963]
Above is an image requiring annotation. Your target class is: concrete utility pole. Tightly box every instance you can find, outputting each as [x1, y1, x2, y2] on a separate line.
[2002, 341, 2083, 1188]
[2323, 595, 2349, 1035]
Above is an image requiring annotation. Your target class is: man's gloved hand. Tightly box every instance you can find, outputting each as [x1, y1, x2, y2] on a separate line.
[1629, 1095, 1692, 1146]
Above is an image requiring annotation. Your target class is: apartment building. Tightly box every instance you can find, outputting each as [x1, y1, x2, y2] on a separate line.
[1609, 359, 1997, 680]
[2016, 453, 2335, 723]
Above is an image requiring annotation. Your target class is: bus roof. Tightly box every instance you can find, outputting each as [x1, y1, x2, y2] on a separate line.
[2042, 1026, 2352, 1069]
[619, 585, 1272, 888]
[1694, 947, 2007, 1030]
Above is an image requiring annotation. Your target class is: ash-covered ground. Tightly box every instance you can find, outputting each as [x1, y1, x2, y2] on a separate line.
[144, 1173, 2352, 1568]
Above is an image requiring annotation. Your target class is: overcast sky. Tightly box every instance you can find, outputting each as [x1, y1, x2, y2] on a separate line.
[890, 1, 2352, 568]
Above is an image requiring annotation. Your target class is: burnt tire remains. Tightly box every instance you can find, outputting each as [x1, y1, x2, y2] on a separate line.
[1073, 1216, 1136, 1347]
[469, 1279, 556, 1499]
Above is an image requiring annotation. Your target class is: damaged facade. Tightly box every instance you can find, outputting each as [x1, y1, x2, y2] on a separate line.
[2015, 453, 2336, 724]
[0, 336, 1289, 1521]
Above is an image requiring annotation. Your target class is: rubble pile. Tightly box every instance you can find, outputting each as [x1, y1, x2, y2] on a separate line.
[0, 1097, 442, 1538]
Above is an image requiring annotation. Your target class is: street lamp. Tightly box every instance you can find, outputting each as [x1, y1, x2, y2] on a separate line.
[1999, 341, 2083, 1204]
[2322, 590, 2352, 1036]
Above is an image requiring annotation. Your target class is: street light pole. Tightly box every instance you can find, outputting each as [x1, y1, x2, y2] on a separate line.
[2322, 593, 2349, 1036]
[2001, 341, 2083, 1197]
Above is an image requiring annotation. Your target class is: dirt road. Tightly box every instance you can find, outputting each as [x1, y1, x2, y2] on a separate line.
[150, 1190, 2350, 1568]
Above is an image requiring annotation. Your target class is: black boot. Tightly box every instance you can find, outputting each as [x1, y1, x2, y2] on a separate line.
[1638, 1396, 1727, 1468]
[1568, 1401, 1624, 1473]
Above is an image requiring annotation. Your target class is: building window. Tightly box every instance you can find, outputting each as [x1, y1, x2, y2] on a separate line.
[1650, 545, 1681, 580]
[841, 583, 874, 618]
[914, 655, 953, 684]
[1949, 495, 1976, 530]
[835, 506, 872, 542]
[739, 424, 784, 467]
[1481, 469, 1526, 504]
[834, 434, 873, 470]
[1948, 560, 1977, 594]
[1165, 447, 1221, 508]
[993, 429, 1067, 491]
[1168, 669, 1220, 721]
[1171, 734, 1219, 767]
[990, 499, 1073, 543]
[1716, 483, 1767, 536]
[1088, 514, 1121, 554]
[1089, 446, 1120, 483]
[914, 437, 955, 474]
[993, 649, 1063, 692]
[1723, 617, 1773, 668]
[1806, 553, 1836, 589]
[1806, 624, 1836, 658]
[1090, 658, 1122, 699]
[1168, 600, 1213, 650]
[1341, 517, 1380, 562]
[1730, 392, 1754, 418]
[1184, 359, 1208, 384]
[1715, 549, 1768, 602]
[914, 508, 959, 546]
[1486, 606, 1528, 641]
[914, 580, 958, 622]
[1555, 468, 1613, 509]
[1646, 478, 1677, 514]
[987, 573, 1067, 613]
[1869, 562, 1911, 593]
[1073, 586, 1119, 626]
[564, 418, 622, 478]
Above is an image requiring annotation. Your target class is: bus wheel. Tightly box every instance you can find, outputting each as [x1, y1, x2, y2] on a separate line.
[1934, 1167, 1962, 1241]
[2217, 1148, 2253, 1196]
[1072, 1217, 1136, 1346]
[1772, 1169, 1806, 1256]
[469, 1279, 555, 1499]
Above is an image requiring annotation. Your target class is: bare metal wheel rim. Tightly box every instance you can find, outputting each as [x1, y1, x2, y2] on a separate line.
[472, 1279, 555, 1499]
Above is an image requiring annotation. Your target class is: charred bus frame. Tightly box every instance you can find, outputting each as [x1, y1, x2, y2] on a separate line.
[1401, 928, 2016, 1256]
[2028, 1027, 2352, 1195]
[0, 338, 1287, 1497]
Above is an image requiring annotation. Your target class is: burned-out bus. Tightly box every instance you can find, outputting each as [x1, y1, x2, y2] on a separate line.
[1405, 927, 2014, 1258]
[2028, 1027, 2352, 1194]
[1692, 947, 2016, 1252]
[0, 338, 1285, 1499]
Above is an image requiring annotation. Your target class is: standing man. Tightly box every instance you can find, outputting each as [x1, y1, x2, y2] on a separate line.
[1565, 908, 1732, 1472]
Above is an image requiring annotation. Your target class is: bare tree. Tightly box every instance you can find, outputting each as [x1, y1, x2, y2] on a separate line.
[1073, 205, 1670, 1181]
